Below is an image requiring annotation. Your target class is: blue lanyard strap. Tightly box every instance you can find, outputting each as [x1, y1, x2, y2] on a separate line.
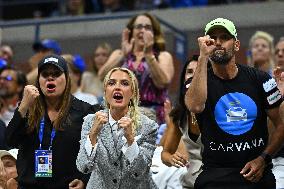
[38, 117, 56, 150]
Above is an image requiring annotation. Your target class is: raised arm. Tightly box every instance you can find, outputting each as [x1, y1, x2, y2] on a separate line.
[185, 36, 215, 113]
[76, 112, 107, 174]
[143, 30, 174, 89]
[6, 85, 40, 147]
[145, 51, 174, 89]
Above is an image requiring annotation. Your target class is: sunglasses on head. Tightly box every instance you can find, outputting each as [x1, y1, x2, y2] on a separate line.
[40, 70, 63, 78]
[0, 75, 14, 82]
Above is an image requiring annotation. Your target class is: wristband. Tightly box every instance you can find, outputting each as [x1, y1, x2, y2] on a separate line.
[260, 152, 272, 165]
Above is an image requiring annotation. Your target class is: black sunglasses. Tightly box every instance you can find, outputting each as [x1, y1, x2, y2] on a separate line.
[0, 75, 14, 82]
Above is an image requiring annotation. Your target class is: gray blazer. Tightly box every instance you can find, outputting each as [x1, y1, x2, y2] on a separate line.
[76, 110, 158, 189]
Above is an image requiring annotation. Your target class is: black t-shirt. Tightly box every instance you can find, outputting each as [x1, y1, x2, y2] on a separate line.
[197, 64, 282, 168]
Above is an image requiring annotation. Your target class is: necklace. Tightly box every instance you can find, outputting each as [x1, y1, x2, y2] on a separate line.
[191, 112, 198, 127]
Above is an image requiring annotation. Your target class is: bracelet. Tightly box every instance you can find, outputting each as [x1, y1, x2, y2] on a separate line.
[260, 152, 272, 165]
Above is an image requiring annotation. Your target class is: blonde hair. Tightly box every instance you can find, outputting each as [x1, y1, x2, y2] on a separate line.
[93, 43, 112, 73]
[103, 67, 140, 133]
[248, 31, 275, 70]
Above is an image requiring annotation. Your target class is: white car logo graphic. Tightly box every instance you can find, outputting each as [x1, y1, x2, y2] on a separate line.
[226, 107, 247, 122]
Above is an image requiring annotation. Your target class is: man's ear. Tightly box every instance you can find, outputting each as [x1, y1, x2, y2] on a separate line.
[234, 40, 240, 51]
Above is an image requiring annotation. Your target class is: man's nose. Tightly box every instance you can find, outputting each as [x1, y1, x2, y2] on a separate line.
[215, 38, 222, 45]
[277, 49, 284, 56]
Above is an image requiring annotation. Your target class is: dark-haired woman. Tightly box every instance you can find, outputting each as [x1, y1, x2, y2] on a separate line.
[161, 55, 203, 189]
[6, 54, 100, 189]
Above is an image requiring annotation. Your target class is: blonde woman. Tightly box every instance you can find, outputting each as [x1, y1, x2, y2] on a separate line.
[76, 67, 158, 189]
[248, 31, 275, 75]
[80, 43, 112, 102]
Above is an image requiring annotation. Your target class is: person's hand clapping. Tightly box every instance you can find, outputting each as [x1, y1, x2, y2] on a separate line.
[121, 29, 135, 57]
[89, 112, 108, 145]
[18, 85, 40, 117]
[143, 30, 154, 55]
[118, 117, 134, 145]
[198, 35, 216, 57]
[273, 66, 284, 96]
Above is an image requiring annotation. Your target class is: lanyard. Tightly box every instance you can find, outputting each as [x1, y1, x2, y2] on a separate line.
[38, 117, 56, 150]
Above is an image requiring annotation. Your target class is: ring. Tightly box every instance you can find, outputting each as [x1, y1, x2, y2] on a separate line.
[252, 175, 256, 179]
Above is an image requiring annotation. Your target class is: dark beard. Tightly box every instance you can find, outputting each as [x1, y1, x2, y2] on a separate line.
[0, 89, 15, 99]
[210, 47, 234, 65]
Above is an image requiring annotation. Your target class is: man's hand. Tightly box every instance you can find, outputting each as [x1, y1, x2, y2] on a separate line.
[240, 156, 265, 183]
[198, 35, 216, 57]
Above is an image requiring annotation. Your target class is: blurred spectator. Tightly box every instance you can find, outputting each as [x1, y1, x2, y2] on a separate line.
[207, 0, 266, 4]
[51, 0, 94, 16]
[272, 37, 284, 189]
[248, 31, 275, 75]
[0, 120, 6, 150]
[81, 43, 112, 103]
[0, 149, 18, 189]
[101, 0, 128, 13]
[275, 37, 284, 71]
[0, 45, 14, 65]
[0, 59, 8, 73]
[27, 39, 61, 85]
[167, 0, 207, 7]
[62, 54, 98, 105]
[134, 0, 156, 10]
[99, 12, 174, 125]
[0, 67, 27, 126]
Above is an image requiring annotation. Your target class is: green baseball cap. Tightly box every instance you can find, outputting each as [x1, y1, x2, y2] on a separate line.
[205, 18, 237, 39]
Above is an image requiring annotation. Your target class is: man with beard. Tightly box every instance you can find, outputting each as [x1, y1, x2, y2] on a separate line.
[0, 67, 27, 126]
[185, 18, 284, 188]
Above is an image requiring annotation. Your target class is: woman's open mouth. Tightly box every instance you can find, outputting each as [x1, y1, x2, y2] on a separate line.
[46, 83, 56, 93]
[113, 92, 123, 103]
